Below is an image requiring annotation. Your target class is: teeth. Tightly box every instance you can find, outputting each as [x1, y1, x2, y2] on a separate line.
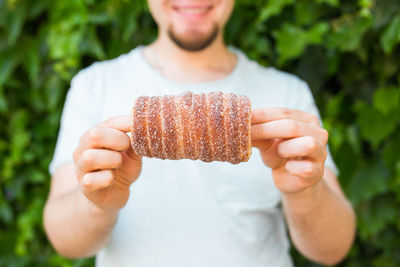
[179, 7, 209, 13]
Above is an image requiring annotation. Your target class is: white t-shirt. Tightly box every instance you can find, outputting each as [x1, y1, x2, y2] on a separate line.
[50, 46, 337, 267]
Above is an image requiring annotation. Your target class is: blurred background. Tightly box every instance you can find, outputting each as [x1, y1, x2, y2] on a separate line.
[0, 0, 399, 266]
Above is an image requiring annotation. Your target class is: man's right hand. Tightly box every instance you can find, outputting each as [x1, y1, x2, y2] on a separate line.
[73, 115, 142, 213]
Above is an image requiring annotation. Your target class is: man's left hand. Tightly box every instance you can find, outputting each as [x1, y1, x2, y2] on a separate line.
[251, 108, 329, 194]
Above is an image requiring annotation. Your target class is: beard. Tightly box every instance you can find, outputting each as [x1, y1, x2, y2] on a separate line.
[168, 23, 219, 52]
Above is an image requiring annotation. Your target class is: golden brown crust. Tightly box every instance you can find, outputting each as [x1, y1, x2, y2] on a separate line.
[148, 96, 163, 159]
[192, 93, 205, 161]
[200, 93, 213, 162]
[225, 93, 241, 164]
[239, 95, 252, 161]
[180, 92, 196, 159]
[163, 95, 179, 160]
[132, 96, 150, 157]
[131, 91, 252, 164]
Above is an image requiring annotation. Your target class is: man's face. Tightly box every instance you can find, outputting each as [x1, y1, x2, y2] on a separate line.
[148, 0, 234, 51]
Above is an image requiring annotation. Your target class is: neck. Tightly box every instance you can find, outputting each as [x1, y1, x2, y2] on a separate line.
[143, 30, 237, 83]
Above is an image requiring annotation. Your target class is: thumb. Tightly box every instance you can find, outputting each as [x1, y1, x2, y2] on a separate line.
[99, 115, 132, 133]
[125, 145, 142, 162]
[102, 114, 142, 161]
[116, 145, 142, 185]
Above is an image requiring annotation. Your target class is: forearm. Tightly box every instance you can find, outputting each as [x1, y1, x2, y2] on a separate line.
[282, 172, 355, 265]
[44, 187, 118, 259]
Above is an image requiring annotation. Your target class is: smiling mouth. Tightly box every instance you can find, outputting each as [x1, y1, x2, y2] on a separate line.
[175, 6, 212, 13]
[173, 5, 213, 16]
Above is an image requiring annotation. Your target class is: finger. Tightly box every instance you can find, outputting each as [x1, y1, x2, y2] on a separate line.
[81, 170, 114, 192]
[124, 145, 142, 161]
[77, 149, 123, 175]
[278, 136, 326, 160]
[285, 160, 321, 180]
[251, 139, 274, 152]
[252, 108, 320, 126]
[98, 115, 132, 132]
[74, 127, 131, 161]
[256, 138, 286, 169]
[251, 119, 322, 141]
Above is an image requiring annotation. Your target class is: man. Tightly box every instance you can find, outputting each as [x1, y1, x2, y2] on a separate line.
[44, 0, 356, 266]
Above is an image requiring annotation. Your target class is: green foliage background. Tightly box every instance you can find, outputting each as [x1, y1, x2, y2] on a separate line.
[1, 0, 399, 266]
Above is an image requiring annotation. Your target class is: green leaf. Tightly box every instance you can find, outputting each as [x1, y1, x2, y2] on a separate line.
[0, 0, 400, 265]
[324, 92, 345, 117]
[16, 198, 43, 256]
[307, 22, 330, 43]
[0, 46, 21, 86]
[358, 196, 398, 239]
[80, 27, 106, 59]
[295, 1, 326, 26]
[315, 0, 339, 7]
[274, 24, 307, 64]
[0, 197, 13, 224]
[346, 125, 361, 154]
[257, 0, 294, 23]
[274, 22, 329, 64]
[120, 10, 139, 42]
[383, 135, 400, 169]
[324, 120, 345, 151]
[22, 37, 41, 85]
[5, 1, 27, 45]
[27, 0, 50, 20]
[373, 0, 400, 28]
[347, 162, 391, 205]
[381, 14, 400, 54]
[328, 16, 373, 51]
[30, 170, 47, 183]
[88, 12, 112, 24]
[0, 86, 8, 113]
[373, 87, 400, 115]
[354, 101, 399, 148]
[372, 256, 399, 267]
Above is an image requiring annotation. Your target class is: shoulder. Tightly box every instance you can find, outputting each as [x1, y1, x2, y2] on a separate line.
[65, 47, 141, 111]
[72, 46, 141, 85]
[234, 48, 312, 108]
[238, 50, 307, 90]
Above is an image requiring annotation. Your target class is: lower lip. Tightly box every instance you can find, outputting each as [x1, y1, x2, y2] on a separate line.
[173, 7, 212, 20]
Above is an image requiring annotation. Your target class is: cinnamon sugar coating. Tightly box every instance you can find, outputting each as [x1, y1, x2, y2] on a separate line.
[131, 91, 252, 164]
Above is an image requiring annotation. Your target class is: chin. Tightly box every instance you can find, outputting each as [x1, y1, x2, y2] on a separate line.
[168, 23, 219, 51]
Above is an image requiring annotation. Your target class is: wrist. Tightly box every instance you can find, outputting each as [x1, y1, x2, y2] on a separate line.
[77, 190, 119, 219]
[282, 180, 325, 215]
